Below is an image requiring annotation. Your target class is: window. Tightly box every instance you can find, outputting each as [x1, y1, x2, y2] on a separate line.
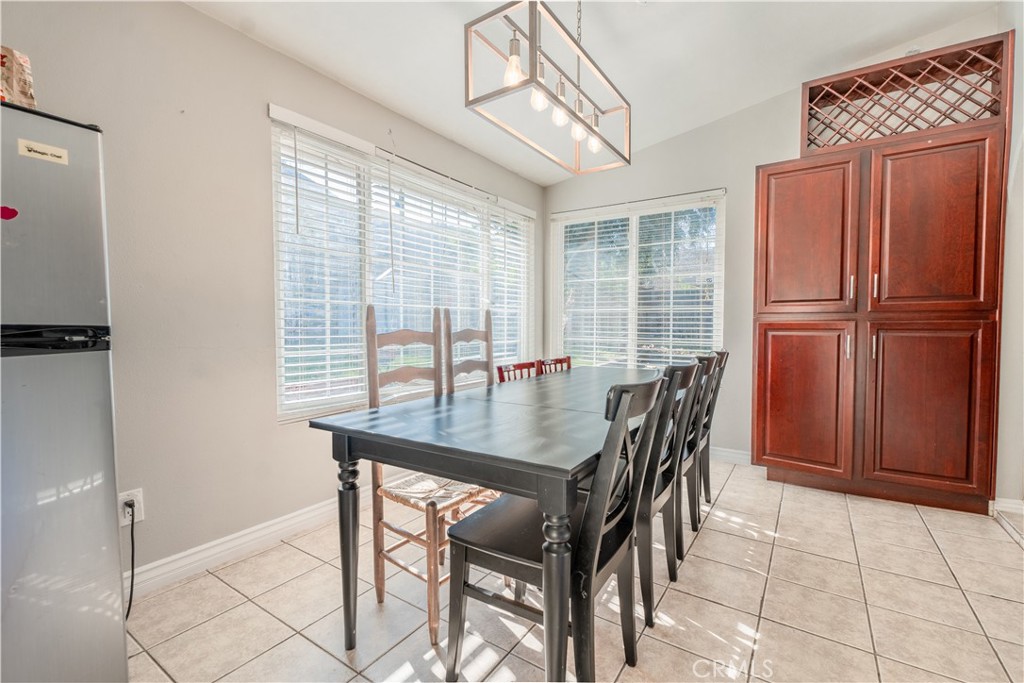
[272, 117, 534, 419]
[554, 192, 724, 367]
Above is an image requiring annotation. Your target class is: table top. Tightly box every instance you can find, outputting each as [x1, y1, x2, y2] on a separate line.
[309, 366, 660, 480]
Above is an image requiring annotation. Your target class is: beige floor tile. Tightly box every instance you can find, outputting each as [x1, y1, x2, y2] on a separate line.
[255, 563, 371, 631]
[761, 577, 872, 651]
[671, 555, 767, 615]
[647, 590, 758, 665]
[702, 506, 778, 543]
[689, 529, 772, 574]
[148, 602, 291, 682]
[214, 543, 323, 598]
[126, 632, 143, 657]
[877, 657, 958, 682]
[918, 507, 1012, 540]
[728, 464, 768, 481]
[781, 484, 848, 509]
[286, 521, 372, 561]
[485, 654, 549, 682]
[775, 519, 858, 563]
[219, 634, 355, 682]
[616, 635, 744, 682]
[992, 639, 1024, 683]
[855, 537, 956, 586]
[752, 618, 878, 683]
[635, 515, 679, 587]
[128, 653, 170, 683]
[511, 617, 629, 683]
[127, 573, 245, 648]
[851, 516, 939, 553]
[713, 487, 783, 517]
[946, 555, 1024, 602]
[594, 576, 649, 626]
[780, 493, 849, 521]
[861, 567, 981, 633]
[303, 590, 426, 671]
[931, 530, 1024, 570]
[869, 606, 1008, 682]
[999, 510, 1024, 536]
[363, 622, 506, 683]
[848, 495, 923, 528]
[964, 592, 1024, 645]
[460, 589, 537, 653]
[769, 546, 863, 601]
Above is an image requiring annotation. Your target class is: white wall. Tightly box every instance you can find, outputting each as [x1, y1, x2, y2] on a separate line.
[0, 1, 544, 565]
[546, 7, 1024, 502]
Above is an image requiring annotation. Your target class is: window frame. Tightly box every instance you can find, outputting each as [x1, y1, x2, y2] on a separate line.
[547, 190, 726, 366]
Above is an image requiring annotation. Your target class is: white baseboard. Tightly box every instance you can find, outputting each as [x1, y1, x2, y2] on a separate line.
[994, 498, 1024, 514]
[125, 498, 336, 599]
[710, 447, 753, 466]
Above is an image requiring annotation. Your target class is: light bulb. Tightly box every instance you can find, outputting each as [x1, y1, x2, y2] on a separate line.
[529, 59, 549, 112]
[571, 98, 587, 141]
[587, 111, 602, 153]
[503, 33, 525, 87]
[551, 77, 569, 127]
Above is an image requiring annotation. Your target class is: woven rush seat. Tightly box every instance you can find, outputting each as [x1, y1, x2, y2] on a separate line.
[379, 472, 486, 512]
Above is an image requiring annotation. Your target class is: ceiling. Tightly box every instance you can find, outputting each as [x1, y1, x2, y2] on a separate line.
[192, 1, 995, 187]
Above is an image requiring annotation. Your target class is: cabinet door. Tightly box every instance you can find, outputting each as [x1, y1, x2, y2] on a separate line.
[754, 321, 855, 478]
[868, 127, 1003, 311]
[755, 153, 859, 314]
[863, 321, 995, 496]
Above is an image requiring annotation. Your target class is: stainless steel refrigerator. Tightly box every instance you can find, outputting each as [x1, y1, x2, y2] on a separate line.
[1, 102, 128, 682]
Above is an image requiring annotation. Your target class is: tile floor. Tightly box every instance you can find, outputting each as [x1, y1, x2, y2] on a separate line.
[127, 462, 1024, 682]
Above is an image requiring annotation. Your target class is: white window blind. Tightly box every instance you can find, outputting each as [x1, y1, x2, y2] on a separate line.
[555, 193, 724, 367]
[272, 120, 534, 420]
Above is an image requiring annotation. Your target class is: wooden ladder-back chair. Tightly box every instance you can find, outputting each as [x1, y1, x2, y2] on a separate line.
[637, 361, 701, 627]
[538, 355, 571, 374]
[365, 304, 488, 645]
[444, 376, 664, 682]
[698, 349, 730, 503]
[496, 360, 540, 383]
[443, 309, 494, 391]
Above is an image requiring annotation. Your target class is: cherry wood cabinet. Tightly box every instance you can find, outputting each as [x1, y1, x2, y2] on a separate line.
[754, 321, 855, 478]
[752, 124, 1006, 511]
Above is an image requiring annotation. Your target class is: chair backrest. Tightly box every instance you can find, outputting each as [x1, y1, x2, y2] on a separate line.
[574, 376, 663, 582]
[538, 355, 571, 374]
[685, 353, 719, 453]
[442, 309, 494, 393]
[703, 349, 730, 430]
[646, 362, 701, 490]
[365, 305, 443, 409]
[496, 360, 540, 383]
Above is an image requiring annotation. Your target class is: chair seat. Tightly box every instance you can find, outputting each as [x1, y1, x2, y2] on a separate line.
[379, 472, 486, 512]
[448, 494, 629, 572]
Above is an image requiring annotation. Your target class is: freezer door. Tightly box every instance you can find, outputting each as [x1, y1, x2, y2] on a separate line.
[1, 351, 127, 682]
[1, 106, 109, 325]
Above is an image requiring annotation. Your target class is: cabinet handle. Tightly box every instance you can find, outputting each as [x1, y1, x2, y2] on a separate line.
[873, 273, 879, 299]
[846, 333, 851, 360]
[872, 333, 877, 359]
[849, 275, 855, 300]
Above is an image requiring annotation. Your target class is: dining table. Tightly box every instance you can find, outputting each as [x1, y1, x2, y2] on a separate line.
[309, 365, 661, 682]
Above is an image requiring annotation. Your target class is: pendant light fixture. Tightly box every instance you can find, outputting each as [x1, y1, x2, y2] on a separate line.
[465, 0, 630, 175]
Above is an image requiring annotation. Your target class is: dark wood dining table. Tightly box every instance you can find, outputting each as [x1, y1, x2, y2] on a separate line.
[309, 366, 660, 682]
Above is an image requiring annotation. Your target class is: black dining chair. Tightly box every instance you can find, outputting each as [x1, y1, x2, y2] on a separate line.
[698, 350, 730, 504]
[683, 353, 719, 539]
[637, 361, 701, 627]
[444, 376, 664, 682]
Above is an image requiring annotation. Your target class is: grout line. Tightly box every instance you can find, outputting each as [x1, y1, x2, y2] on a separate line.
[846, 492, 882, 682]
[744, 472, 783, 683]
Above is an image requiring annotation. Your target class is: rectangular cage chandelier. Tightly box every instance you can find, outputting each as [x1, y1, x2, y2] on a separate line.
[465, 0, 631, 175]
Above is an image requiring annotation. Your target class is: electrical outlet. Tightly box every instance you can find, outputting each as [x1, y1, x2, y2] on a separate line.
[118, 489, 144, 527]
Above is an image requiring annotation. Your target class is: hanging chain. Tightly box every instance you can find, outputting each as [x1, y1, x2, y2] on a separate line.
[576, 0, 582, 44]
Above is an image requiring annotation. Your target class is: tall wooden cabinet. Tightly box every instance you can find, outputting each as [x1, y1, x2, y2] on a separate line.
[752, 33, 1013, 513]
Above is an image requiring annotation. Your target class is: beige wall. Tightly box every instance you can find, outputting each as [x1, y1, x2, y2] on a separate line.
[546, 8, 1024, 501]
[0, 1, 544, 564]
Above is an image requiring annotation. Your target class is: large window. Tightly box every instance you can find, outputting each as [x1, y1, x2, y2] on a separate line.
[272, 117, 534, 419]
[554, 192, 724, 367]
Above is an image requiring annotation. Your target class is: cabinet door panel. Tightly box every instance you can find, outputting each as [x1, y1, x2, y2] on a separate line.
[869, 127, 1003, 311]
[756, 154, 859, 313]
[754, 321, 855, 478]
[863, 321, 995, 496]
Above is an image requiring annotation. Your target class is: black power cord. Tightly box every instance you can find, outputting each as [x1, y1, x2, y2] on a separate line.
[123, 500, 136, 621]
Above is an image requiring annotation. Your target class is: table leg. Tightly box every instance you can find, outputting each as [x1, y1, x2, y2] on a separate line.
[334, 435, 360, 651]
[542, 511, 571, 682]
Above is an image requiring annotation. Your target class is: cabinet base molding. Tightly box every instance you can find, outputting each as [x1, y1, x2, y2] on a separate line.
[766, 467, 989, 514]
